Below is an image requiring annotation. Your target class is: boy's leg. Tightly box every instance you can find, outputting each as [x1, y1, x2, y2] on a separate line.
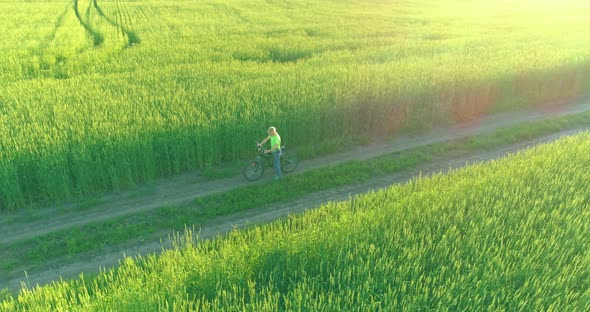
[273, 151, 282, 179]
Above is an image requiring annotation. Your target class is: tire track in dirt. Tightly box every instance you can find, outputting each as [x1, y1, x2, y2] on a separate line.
[4, 126, 589, 293]
[1, 101, 590, 247]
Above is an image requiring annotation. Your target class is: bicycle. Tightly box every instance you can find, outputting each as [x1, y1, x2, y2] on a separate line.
[243, 142, 298, 181]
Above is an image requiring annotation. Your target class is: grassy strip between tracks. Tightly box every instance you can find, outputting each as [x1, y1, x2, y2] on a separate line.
[2, 109, 590, 276]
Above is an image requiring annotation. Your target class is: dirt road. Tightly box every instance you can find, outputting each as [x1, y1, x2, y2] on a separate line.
[1, 101, 590, 292]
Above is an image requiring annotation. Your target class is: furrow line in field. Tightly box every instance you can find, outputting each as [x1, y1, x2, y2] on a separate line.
[25, 1, 72, 79]
[118, 0, 135, 32]
[92, 0, 140, 47]
[73, 0, 103, 47]
[43, 1, 72, 48]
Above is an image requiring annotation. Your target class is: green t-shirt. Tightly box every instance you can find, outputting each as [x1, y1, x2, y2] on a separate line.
[270, 134, 281, 151]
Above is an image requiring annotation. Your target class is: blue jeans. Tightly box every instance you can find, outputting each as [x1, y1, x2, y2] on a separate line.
[272, 150, 282, 178]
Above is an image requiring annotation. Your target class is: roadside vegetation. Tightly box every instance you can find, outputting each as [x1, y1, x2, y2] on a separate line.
[2, 0, 590, 210]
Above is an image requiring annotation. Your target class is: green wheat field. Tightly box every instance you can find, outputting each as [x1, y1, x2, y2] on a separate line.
[1, 0, 589, 310]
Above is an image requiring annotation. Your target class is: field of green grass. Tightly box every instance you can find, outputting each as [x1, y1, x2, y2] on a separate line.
[2, 131, 588, 310]
[2, 0, 590, 210]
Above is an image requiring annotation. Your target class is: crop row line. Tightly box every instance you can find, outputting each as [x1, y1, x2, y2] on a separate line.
[73, 0, 104, 47]
[92, 0, 140, 47]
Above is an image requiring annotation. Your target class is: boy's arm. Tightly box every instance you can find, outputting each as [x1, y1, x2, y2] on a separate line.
[259, 136, 270, 146]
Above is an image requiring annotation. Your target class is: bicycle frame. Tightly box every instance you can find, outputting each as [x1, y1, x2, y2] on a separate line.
[254, 147, 281, 167]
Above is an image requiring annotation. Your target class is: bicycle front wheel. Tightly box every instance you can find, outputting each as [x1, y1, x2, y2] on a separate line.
[243, 161, 264, 181]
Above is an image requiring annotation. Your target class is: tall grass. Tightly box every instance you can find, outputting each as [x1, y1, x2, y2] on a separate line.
[2, 0, 590, 210]
[2, 132, 588, 311]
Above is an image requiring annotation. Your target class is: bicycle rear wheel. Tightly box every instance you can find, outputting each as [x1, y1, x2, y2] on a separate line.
[281, 150, 298, 173]
[243, 161, 264, 181]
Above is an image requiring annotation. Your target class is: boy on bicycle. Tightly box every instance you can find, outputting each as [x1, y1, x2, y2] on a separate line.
[258, 126, 282, 180]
